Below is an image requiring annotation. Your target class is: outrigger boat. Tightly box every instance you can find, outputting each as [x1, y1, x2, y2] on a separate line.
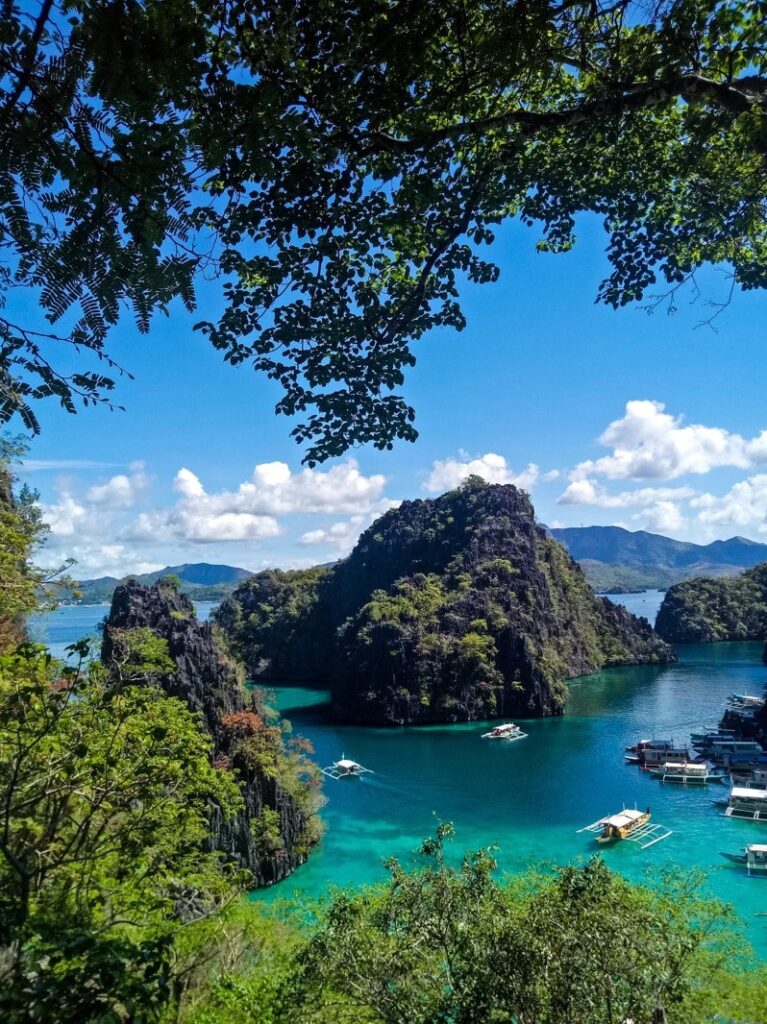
[714, 785, 767, 821]
[481, 722, 527, 741]
[704, 739, 764, 767]
[730, 767, 767, 788]
[720, 844, 767, 875]
[647, 761, 722, 785]
[577, 807, 672, 849]
[321, 754, 373, 780]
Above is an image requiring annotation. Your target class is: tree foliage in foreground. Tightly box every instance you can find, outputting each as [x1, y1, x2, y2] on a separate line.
[280, 823, 751, 1024]
[2, 1, 767, 460]
[0, 640, 243, 1023]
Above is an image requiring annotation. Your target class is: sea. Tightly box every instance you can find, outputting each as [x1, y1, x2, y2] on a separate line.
[29, 591, 767, 958]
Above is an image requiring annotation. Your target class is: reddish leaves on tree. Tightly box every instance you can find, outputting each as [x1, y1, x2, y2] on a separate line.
[219, 710, 263, 736]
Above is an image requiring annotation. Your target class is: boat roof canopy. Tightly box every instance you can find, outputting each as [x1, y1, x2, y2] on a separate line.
[602, 809, 645, 828]
[731, 786, 767, 799]
[747, 844, 767, 853]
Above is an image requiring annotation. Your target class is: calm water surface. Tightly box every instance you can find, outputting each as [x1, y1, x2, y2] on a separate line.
[32, 593, 767, 956]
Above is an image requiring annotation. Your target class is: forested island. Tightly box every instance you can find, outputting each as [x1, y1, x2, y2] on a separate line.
[217, 480, 674, 724]
[656, 564, 767, 643]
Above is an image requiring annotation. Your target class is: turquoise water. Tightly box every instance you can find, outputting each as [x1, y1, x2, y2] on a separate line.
[30, 594, 767, 956]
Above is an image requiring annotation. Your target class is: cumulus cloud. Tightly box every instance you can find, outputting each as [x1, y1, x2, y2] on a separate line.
[424, 452, 542, 493]
[558, 480, 695, 508]
[299, 500, 401, 554]
[632, 501, 688, 536]
[125, 459, 389, 545]
[86, 462, 149, 508]
[167, 459, 387, 518]
[689, 475, 767, 534]
[569, 400, 767, 482]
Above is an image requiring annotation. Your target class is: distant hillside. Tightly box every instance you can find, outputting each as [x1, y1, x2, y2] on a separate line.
[550, 526, 767, 592]
[73, 563, 253, 604]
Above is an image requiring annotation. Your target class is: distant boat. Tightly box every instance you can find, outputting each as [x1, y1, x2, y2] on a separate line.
[647, 761, 722, 785]
[321, 754, 373, 780]
[690, 728, 737, 745]
[720, 844, 767, 875]
[481, 722, 527, 741]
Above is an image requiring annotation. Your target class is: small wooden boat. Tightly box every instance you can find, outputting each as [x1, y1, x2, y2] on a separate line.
[481, 722, 527, 741]
[720, 844, 767, 875]
[597, 808, 650, 842]
[321, 754, 373, 780]
[578, 807, 672, 849]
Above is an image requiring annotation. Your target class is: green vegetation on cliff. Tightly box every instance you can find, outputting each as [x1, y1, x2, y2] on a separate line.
[656, 564, 767, 643]
[218, 481, 674, 725]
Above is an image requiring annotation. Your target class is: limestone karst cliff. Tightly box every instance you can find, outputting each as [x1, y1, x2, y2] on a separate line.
[102, 579, 322, 886]
[218, 481, 675, 725]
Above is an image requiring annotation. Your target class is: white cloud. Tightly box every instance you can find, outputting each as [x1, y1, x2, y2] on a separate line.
[689, 475, 767, 534]
[86, 463, 149, 508]
[558, 480, 695, 508]
[126, 458, 388, 545]
[424, 452, 541, 493]
[632, 500, 688, 536]
[299, 500, 401, 554]
[41, 494, 89, 537]
[570, 400, 767, 482]
[174, 467, 205, 498]
[168, 459, 387, 517]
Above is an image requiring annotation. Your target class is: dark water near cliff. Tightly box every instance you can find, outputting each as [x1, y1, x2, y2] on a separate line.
[31, 593, 767, 956]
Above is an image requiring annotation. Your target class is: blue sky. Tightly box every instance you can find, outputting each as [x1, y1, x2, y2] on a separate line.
[14, 213, 767, 579]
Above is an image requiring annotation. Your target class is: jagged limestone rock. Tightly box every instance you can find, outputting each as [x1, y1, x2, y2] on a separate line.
[102, 579, 321, 886]
[219, 482, 675, 725]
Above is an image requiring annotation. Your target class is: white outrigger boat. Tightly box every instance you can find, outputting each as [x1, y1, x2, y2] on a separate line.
[714, 785, 767, 821]
[720, 844, 767, 875]
[321, 754, 373, 780]
[481, 722, 527, 741]
[648, 760, 722, 785]
[577, 807, 672, 849]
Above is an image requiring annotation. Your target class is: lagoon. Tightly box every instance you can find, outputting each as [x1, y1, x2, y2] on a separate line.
[31, 593, 767, 957]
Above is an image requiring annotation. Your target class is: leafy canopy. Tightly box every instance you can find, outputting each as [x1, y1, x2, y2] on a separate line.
[0, 639, 243, 1022]
[1, 1, 767, 460]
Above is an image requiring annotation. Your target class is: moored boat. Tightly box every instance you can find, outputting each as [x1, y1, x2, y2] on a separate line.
[720, 844, 767, 875]
[481, 722, 527, 740]
[648, 761, 719, 785]
[722, 785, 767, 821]
[597, 808, 651, 842]
[705, 739, 764, 767]
[730, 767, 767, 789]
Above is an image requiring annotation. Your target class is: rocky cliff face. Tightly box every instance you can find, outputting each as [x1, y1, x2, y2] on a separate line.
[102, 580, 322, 887]
[219, 482, 675, 725]
[656, 564, 767, 643]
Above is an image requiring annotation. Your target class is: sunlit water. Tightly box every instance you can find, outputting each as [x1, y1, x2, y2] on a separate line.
[31, 593, 767, 957]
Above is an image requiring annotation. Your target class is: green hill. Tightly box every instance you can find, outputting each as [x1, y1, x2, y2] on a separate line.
[73, 562, 253, 604]
[551, 526, 767, 591]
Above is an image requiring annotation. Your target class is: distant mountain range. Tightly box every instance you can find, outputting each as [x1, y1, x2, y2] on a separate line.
[73, 563, 254, 604]
[550, 526, 767, 592]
